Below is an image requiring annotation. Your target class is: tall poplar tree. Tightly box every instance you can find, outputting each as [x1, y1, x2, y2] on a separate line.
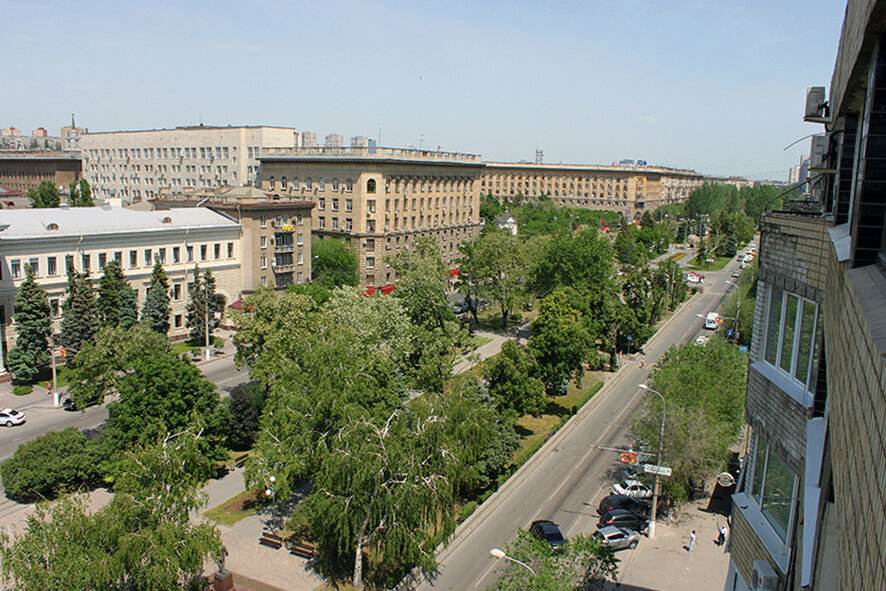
[59, 257, 99, 359]
[142, 261, 170, 334]
[96, 260, 137, 329]
[186, 266, 222, 344]
[6, 266, 51, 382]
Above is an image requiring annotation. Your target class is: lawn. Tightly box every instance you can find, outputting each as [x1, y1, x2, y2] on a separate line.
[668, 252, 687, 262]
[203, 488, 268, 526]
[685, 255, 732, 271]
[33, 365, 72, 388]
[172, 336, 225, 355]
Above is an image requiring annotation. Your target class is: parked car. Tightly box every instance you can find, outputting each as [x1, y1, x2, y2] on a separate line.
[63, 395, 100, 412]
[611, 479, 653, 499]
[594, 526, 640, 550]
[598, 509, 649, 532]
[529, 520, 565, 553]
[0, 408, 25, 427]
[597, 494, 650, 516]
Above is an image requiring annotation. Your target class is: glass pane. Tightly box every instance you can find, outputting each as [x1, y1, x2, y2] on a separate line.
[751, 436, 767, 504]
[761, 448, 796, 542]
[779, 294, 799, 373]
[795, 300, 817, 386]
[765, 286, 783, 364]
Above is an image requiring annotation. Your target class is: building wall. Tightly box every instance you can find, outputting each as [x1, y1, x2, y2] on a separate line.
[0, 154, 81, 194]
[80, 126, 300, 203]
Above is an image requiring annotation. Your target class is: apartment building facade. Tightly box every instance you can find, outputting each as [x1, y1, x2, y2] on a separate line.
[0, 205, 241, 372]
[258, 146, 484, 287]
[724, 1, 886, 589]
[80, 125, 301, 203]
[153, 186, 314, 291]
[0, 152, 82, 195]
[481, 162, 704, 219]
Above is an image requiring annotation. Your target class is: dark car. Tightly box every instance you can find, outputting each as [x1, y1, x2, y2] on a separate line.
[529, 520, 565, 553]
[62, 395, 100, 412]
[597, 494, 650, 516]
[597, 509, 648, 533]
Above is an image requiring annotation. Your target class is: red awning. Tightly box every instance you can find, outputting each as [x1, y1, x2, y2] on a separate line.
[380, 284, 395, 295]
[229, 299, 245, 310]
[449, 267, 461, 277]
[364, 286, 377, 296]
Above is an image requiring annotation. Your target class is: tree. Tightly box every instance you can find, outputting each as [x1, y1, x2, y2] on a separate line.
[141, 261, 170, 334]
[186, 266, 223, 344]
[456, 239, 484, 323]
[224, 382, 266, 451]
[0, 430, 223, 591]
[492, 529, 618, 591]
[532, 228, 615, 297]
[529, 289, 594, 394]
[6, 265, 51, 382]
[96, 259, 137, 328]
[483, 340, 547, 416]
[474, 231, 532, 329]
[0, 428, 100, 499]
[26, 180, 60, 208]
[59, 258, 99, 360]
[312, 238, 359, 287]
[77, 179, 93, 207]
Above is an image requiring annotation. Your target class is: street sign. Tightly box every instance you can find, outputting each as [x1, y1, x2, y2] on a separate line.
[620, 451, 637, 464]
[644, 464, 672, 477]
[626, 334, 633, 341]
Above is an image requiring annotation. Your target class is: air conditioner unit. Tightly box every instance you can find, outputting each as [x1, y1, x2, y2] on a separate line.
[804, 86, 829, 122]
[751, 561, 778, 591]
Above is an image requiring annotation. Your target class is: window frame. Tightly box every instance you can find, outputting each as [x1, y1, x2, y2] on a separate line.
[762, 285, 821, 392]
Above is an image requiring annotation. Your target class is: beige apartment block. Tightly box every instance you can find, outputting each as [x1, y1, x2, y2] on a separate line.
[0, 205, 242, 373]
[258, 146, 484, 287]
[80, 125, 302, 204]
[481, 162, 704, 219]
[153, 186, 314, 292]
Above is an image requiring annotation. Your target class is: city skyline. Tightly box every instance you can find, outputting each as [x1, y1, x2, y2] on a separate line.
[2, 0, 847, 180]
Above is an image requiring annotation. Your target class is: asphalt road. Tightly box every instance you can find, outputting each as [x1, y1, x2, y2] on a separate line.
[417, 258, 744, 591]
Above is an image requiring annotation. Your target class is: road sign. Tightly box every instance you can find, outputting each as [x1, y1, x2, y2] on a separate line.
[620, 451, 637, 464]
[644, 464, 672, 477]
[626, 334, 633, 341]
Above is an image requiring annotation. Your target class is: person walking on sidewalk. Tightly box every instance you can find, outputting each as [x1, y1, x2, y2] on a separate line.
[688, 530, 696, 553]
[717, 523, 728, 546]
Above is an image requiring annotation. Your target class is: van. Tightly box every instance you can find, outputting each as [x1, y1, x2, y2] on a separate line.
[704, 312, 719, 330]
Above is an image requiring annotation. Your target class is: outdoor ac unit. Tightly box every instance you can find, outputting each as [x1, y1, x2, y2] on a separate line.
[805, 86, 828, 121]
[751, 560, 778, 591]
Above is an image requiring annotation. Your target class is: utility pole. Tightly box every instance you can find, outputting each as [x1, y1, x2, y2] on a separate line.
[204, 276, 210, 361]
[49, 330, 59, 406]
[639, 384, 666, 539]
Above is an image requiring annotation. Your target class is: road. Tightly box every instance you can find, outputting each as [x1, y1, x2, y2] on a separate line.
[416, 258, 744, 591]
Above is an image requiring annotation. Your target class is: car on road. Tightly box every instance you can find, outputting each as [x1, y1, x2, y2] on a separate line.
[611, 479, 653, 499]
[63, 395, 100, 412]
[594, 526, 640, 550]
[0, 408, 25, 427]
[598, 509, 649, 532]
[731, 270, 740, 278]
[597, 494, 650, 516]
[529, 520, 565, 553]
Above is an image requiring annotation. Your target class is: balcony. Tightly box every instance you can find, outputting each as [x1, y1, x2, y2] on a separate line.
[271, 262, 295, 273]
[274, 244, 294, 253]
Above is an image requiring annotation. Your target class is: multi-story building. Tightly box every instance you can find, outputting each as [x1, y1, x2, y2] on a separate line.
[480, 162, 704, 220]
[325, 134, 344, 148]
[79, 125, 302, 203]
[152, 186, 314, 291]
[258, 146, 484, 287]
[0, 205, 242, 372]
[724, 2, 886, 589]
[0, 152, 82, 195]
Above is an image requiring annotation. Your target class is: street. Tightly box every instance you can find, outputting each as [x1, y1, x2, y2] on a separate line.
[417, 257, 743, 591]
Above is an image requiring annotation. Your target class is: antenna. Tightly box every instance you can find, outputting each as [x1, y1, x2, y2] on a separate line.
[535, 148, 544, 164]
[419, 133, 423, 150]
[377, 123, 381, 147]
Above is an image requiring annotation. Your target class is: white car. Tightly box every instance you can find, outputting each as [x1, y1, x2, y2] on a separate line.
[611, 479, 653, 499]
[0, 408, 25, 427]
[695, 335, 710, 346]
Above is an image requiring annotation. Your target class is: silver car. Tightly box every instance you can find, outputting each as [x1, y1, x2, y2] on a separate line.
[0, 408, 25, 427]
[594, 526, 640, 550]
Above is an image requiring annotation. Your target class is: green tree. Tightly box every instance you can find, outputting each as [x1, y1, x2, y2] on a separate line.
[528, 289, 593, 394]
[59, 257, 99, 360]
[0, 430, 223, 591]
[474, 231, 532, 329]
[456, 239, 484, 323]
[186, 266, 223, 344]
[6, 265, 51, 382]
[96, 259, 137, 328]
[224, 382, 266, 451]
[26, 180, 60, 208]
[141, 261, 170, 334]
[532, 228, 615, 297]
[483, 340, 547, 416]
[312, 238, 359, 287]
[492, 529, 617, 591]
[77, 179, 93, 206]
[0, 428, 99, 499]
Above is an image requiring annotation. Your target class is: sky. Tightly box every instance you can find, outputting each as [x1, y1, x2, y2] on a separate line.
[1, 0, 848, 180]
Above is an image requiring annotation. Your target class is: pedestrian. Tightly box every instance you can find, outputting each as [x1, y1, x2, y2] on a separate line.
[717, 523, 728, 547]
[688, 530, 696, 553]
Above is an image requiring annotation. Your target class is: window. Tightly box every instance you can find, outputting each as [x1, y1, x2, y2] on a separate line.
[47, 256, 57, 276]
[81, 254, 90, 273]
[366, 256, 375, 269]
[227, 242, 234, 258]
[332, 178, 339, 191]
[260, 236, 267, 248]
[201, 245, 208, 261]
[318, 198, 325, 210]
[332, 198, 339, 211]
[10, 259, 20, 279]
[260, 255, 267, 270]
[764, 286, 821, 390]
[296, 233, 303, 245]
[158, 248, 166, 264]
[367, 199, 376, 213]
[366, 238, 375, 251]
[172, 283, 182, 300]
[144, 249, 152, 266]
[297, 252, 303, 265]
[366, 178, 376, 193]
[186, 245, 194, 262]
[260, 215, 267, 228]
[173, 246, 180, 263]
[297, 271, 303, 283]
[214, 244, 221, 259]
[269, 176, 276, 190]
[345, 218, 353, 231]
[130, 251, 138, 268]
[750, 436, 798, 542]
[345, 178, 353, 192]
[175, 314, 183, 328]
[318, 217, 325, 229]
[331, 218, 339, 230]
[305, 178, 312, 190]
[50, 298, 60, 318]
[345, 199, 353, 212]
[98, 253, 107, 269]
[281, 176, 287, 189]
[261, 276, 267, 285]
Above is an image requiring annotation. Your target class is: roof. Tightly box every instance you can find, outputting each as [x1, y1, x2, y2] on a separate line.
[494, 212, 517, 224]
[0, 205, 238, 239]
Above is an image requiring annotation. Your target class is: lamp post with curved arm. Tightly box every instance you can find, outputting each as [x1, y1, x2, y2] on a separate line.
[639, 384, 666, 539]
[489, 548, 536, 576]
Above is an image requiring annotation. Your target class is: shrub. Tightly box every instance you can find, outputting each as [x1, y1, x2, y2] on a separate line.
[12, 384, 33, 396]
[1, 428, 100, 499]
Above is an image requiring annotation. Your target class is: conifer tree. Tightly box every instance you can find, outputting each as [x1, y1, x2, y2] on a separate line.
[142, 261, 171, 334]
[96, 260, 137, 328]
[6, 266, 51, 382]
[59, 256, 99, 358]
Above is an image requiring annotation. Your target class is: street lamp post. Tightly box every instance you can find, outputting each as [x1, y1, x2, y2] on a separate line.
[726, 280, 740, 343]
[489, 548, 536, 576]
[638, 384, 665, 539]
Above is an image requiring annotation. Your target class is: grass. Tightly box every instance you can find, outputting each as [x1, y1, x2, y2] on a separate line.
[471, 335, 493, 348]
[668, 252, 687, 262]
[685, 255, 732, 271]
[172, 336, 225, 355]
[203, 488, 268, 526]
[33, 365, 72, 388]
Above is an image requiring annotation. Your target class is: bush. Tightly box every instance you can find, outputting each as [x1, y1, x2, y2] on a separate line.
[1, 428, 100, 499]
[12, 384, 33, 396]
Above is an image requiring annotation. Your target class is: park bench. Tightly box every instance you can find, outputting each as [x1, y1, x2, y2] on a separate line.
[258, 532, 284, 550]
[287, 538, 317, 559]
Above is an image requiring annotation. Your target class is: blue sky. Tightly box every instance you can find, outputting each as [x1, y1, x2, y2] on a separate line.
[2, 0, 847, 179]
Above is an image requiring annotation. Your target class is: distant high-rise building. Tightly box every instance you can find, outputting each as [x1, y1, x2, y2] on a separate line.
[351, 136, 369, 148]
[300, 132, 317, 148]
[325, 134, 344, 148]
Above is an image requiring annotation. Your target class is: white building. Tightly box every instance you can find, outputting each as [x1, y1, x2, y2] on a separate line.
[0, 205, 242, 372]
[80, 125, 301, 204]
